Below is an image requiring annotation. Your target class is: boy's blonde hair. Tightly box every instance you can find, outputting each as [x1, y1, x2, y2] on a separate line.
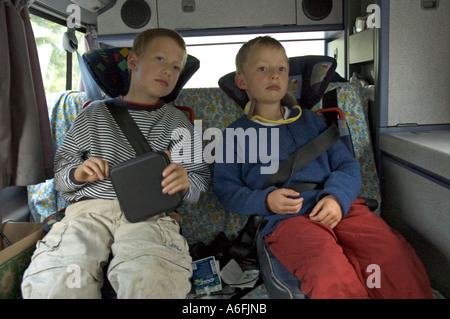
[235, 36, 287, 74]
[128, 28, 187, 80]
[131, 28, 186, 58]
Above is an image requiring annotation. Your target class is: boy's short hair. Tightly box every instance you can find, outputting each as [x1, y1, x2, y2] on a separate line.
[128, 28, 187, 80]
[131, 28, 187, 60]
[235, 36, 287, 74]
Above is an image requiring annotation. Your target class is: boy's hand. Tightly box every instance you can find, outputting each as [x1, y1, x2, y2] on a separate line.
[161, 163, 189, 195]
[309, 195, 342, 229]
[266, 188, 303, 215]
[161, 151, 189, 196]
[74, 157, 110, 183]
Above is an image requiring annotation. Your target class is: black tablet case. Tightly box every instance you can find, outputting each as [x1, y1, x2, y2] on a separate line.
[106, 100, 182, 222]
[110, 151, 182, 222]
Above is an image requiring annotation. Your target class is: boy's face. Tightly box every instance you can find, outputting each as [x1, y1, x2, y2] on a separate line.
[127, 36, 186, 103]
[235, 45, 289, 106]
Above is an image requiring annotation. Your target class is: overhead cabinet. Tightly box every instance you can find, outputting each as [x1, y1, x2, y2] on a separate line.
[97, 0, 344, 40]
[158, 0, 296, 30]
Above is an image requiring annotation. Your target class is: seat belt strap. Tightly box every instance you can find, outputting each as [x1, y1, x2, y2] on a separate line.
[105, 100, 152, 156]
[262, 123, 339, 189]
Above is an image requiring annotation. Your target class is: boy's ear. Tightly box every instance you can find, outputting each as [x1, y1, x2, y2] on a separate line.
[127, 52, 139, 71]
[235, 74, 247, 90]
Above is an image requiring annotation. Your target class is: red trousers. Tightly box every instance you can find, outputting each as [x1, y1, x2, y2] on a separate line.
[265, 198, 433, 299]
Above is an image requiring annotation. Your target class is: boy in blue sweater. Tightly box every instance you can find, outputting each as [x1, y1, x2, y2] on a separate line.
[214, 36, 432, 299]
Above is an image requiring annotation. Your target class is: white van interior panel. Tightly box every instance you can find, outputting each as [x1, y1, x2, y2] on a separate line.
[380, 130, 450, 297]
[386, 0, 450, 127]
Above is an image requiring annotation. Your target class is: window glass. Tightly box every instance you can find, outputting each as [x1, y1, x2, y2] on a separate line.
[30, 14, 84, 94]
[184, 32, 325, 88]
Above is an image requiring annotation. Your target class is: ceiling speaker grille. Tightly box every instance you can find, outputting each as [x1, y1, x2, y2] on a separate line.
[121, 0, 151, 29]
[302, 0, 333, 21]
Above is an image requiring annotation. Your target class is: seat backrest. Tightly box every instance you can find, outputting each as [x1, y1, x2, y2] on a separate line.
[219, 55, 337, 110]
[82, 47, 200, 103]
[171, 88, 248, 245]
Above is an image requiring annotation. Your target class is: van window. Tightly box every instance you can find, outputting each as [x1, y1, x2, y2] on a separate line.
[29, 15, 325, 91]
[30, 14, 84, 94]
[184, 32, 325, 88]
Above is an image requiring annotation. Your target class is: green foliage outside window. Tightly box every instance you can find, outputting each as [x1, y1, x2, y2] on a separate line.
[30, 14, 83, 94]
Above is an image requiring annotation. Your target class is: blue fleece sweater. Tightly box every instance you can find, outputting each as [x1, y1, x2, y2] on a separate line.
[213, 107, 361, 238]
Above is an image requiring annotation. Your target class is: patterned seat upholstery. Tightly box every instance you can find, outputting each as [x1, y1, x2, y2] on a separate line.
[27, 91, 92, 222]
[315, 82, 381, 209]
[171, 88, 248, 245]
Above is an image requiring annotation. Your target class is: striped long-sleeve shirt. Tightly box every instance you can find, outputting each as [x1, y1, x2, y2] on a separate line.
[54, 97, 209, 205]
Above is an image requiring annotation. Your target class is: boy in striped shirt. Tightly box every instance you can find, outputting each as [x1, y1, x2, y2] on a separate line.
[22, 28, 209, 299]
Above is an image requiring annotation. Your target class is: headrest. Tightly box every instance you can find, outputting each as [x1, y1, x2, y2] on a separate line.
[82, 47, 200, 103]
[218, 55, 337, 109]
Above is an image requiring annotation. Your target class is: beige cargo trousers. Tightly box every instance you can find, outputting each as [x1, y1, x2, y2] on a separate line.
[21, 199, 192, 298]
